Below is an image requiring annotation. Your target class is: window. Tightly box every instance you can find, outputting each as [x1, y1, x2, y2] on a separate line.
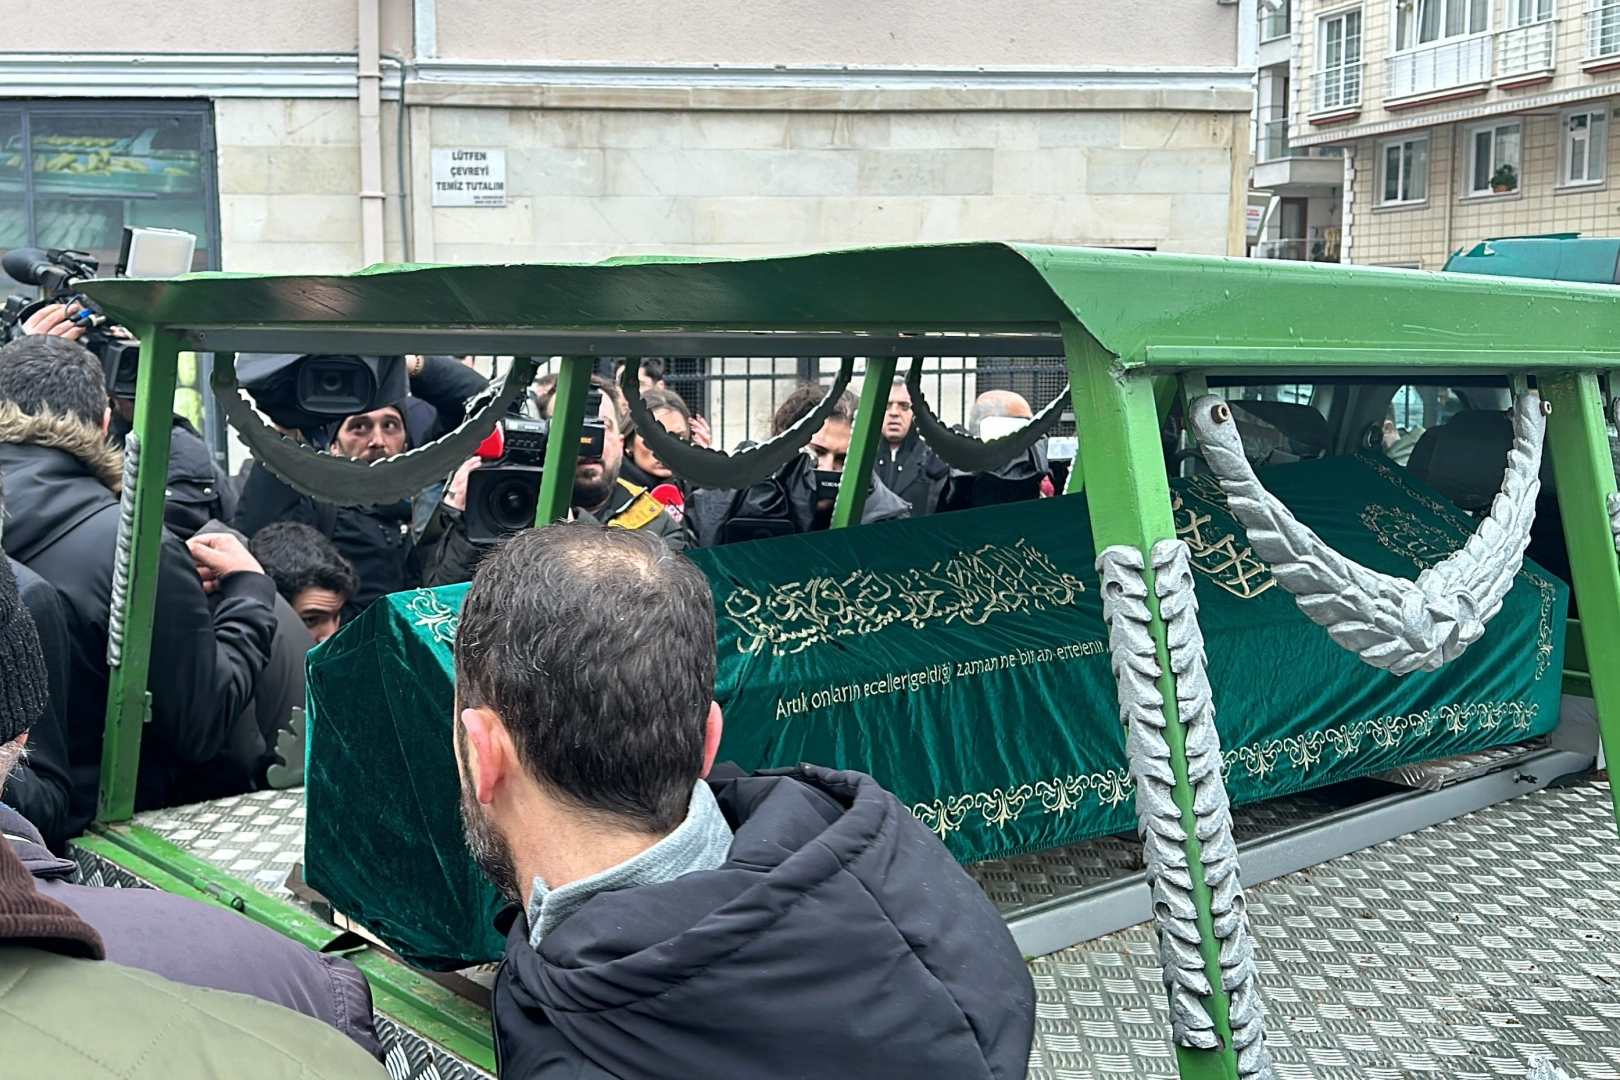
[1589, 0, 1620, 59]
[0, 102, 217, 293]
[1396, 0, 1490, 48]
[1316, 9, 1364, 110]
[1468, 120, 1522, 194]
[1509, 0, 1554, 25]
[1562, 106, 1608, 185]
[1381, 134, 1431, 203]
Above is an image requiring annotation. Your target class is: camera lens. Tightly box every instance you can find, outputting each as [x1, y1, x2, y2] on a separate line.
[489, 477, 537, 531]
[319, 371, 346, 394]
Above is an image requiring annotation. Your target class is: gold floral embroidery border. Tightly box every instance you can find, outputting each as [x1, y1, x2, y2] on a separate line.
[908, 699, 1538, 839]
[407, 589, 459, 646]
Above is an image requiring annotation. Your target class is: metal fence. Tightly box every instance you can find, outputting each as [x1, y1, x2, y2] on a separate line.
[481, 354, 1074, 451]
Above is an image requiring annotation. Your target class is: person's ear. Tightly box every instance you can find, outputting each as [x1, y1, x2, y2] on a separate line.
[100, 406, 111, 436]
[700, 702, 723, 779]
[459, 706, 509, 805]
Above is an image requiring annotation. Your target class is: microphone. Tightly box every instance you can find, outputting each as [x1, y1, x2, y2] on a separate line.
[2, 248, 59, 288]
[650, 482, 685, 523]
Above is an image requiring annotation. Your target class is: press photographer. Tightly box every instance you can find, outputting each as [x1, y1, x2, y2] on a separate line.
[1, 235, 235, 537]
[232, 352, 489, 618]
[424, 373, 685, 586]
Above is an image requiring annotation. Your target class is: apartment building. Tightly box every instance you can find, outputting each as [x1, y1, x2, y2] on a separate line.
[1276, 0, 1620, 267]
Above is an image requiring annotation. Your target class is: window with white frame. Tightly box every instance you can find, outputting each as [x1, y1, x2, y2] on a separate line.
[1395, 0, 1490, 49]
[1562, 105, 1608, 185]
[1381, 134, 1431, 203]
[1589, 0, 1620, 59]
[1510, 0, 1554, 23]
[1468, 120, 1522, 193]
[1316, 9, 1364, 110]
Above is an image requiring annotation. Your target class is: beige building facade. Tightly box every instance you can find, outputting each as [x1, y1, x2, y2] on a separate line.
[1279, 0, 1620, 268]
[2, 0, 1254, 281]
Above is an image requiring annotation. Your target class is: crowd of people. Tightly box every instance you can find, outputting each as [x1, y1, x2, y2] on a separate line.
[0, 315, 1041, 1077]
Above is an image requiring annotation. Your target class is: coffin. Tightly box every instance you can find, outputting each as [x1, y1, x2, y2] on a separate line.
[307, 453, 1566, 968]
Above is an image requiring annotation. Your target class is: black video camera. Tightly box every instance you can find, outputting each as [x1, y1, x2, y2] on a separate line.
[464, 392, 609, 544]
[235, 353, 410, 432]
[0, 247, 142, 399]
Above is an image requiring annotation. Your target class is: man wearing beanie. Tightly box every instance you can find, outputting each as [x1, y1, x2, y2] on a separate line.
[0, 537, 73, 850]
[0, 333, 278, 831]
[0, 539, 383, 1058]
[0, 832, 385, 1077]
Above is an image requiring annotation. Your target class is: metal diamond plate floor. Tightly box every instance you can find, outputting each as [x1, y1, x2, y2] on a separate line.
[132, 787, 307, 900]
[969, 783, 1376, 916]
[1026, 779, 1620, 1080]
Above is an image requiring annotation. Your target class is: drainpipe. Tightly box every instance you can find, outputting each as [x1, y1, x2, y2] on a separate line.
[1441, 123, 1458, 268]
[358, 0, 386, 266]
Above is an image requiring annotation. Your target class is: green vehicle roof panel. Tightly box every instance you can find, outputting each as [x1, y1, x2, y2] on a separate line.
[80, 242, 1620, 370]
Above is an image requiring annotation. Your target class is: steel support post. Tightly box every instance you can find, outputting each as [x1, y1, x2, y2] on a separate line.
[535, 356, 592, 527]
[831, 356, 897, 529]
[98, 327, 180, 823]
[1542, 371, 1620, 831]
[1065, 324, 1237, 1080]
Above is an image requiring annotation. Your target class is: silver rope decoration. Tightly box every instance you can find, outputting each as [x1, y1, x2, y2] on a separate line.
[1097, 539, 1273, 1078]
[106, 431, 140, 669]
[1609, 493, 1619, 557]
[1189, 393, 1547, 676]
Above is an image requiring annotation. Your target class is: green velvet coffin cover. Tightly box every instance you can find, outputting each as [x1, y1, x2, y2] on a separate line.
[306, 453, 1566, 968]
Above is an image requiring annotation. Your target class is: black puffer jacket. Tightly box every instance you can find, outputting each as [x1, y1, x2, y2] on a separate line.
[493, 765, 1034, 1080]
[1, 561, 73, 851]
[0, 404, 276, 831]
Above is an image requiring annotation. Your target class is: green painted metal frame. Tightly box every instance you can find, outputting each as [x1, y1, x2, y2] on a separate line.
[98, 327, 180, 824]
[536, 356, 593, 526]
[1542, 372, 1620, 828]
[76, 246, 1620, 1080]
[830, 356, 898, 529]
[77, 824, 497, 1071]
[1066, 324, 1237, 1080]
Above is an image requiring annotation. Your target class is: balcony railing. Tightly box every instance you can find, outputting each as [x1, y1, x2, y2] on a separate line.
[1312, 65, 1363, 112]
[1588, 2, 1620, 60]
[1260, 0, 1290, 42]
[1387, 34, 1494, 99]
[1499, 19, 1557, 75]
[1258, 118, 1348, 163]
[1260, 119, 1291, 162]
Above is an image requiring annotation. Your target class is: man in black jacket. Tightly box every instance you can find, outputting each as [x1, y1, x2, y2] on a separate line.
[234, 354, 488, 617]
[875, 377, 948, 517]
[0, 335, 277, 832]
[454, 524, 1034, 1080]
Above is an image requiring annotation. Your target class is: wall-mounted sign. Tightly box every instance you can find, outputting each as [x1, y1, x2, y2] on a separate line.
[431, 148, 506, 207]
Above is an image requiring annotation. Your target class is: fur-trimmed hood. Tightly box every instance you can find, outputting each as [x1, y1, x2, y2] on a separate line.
[0, 401, 122, 492]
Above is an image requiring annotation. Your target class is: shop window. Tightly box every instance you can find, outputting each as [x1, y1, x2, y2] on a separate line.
[0, 102, 217, 293]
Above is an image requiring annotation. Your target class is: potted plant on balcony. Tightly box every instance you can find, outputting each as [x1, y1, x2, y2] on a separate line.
[1490, 163, 1518, 193]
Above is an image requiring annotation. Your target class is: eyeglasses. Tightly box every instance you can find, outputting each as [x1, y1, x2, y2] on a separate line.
[886, 402, 913, 413]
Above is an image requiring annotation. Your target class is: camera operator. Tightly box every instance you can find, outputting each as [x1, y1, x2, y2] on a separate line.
[424, 373, 685, 587]
[14, 301, 236, 535]
[0, 334, 277, 831]
[686, 383, 910, 547]
[233, 354, 488, 618]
